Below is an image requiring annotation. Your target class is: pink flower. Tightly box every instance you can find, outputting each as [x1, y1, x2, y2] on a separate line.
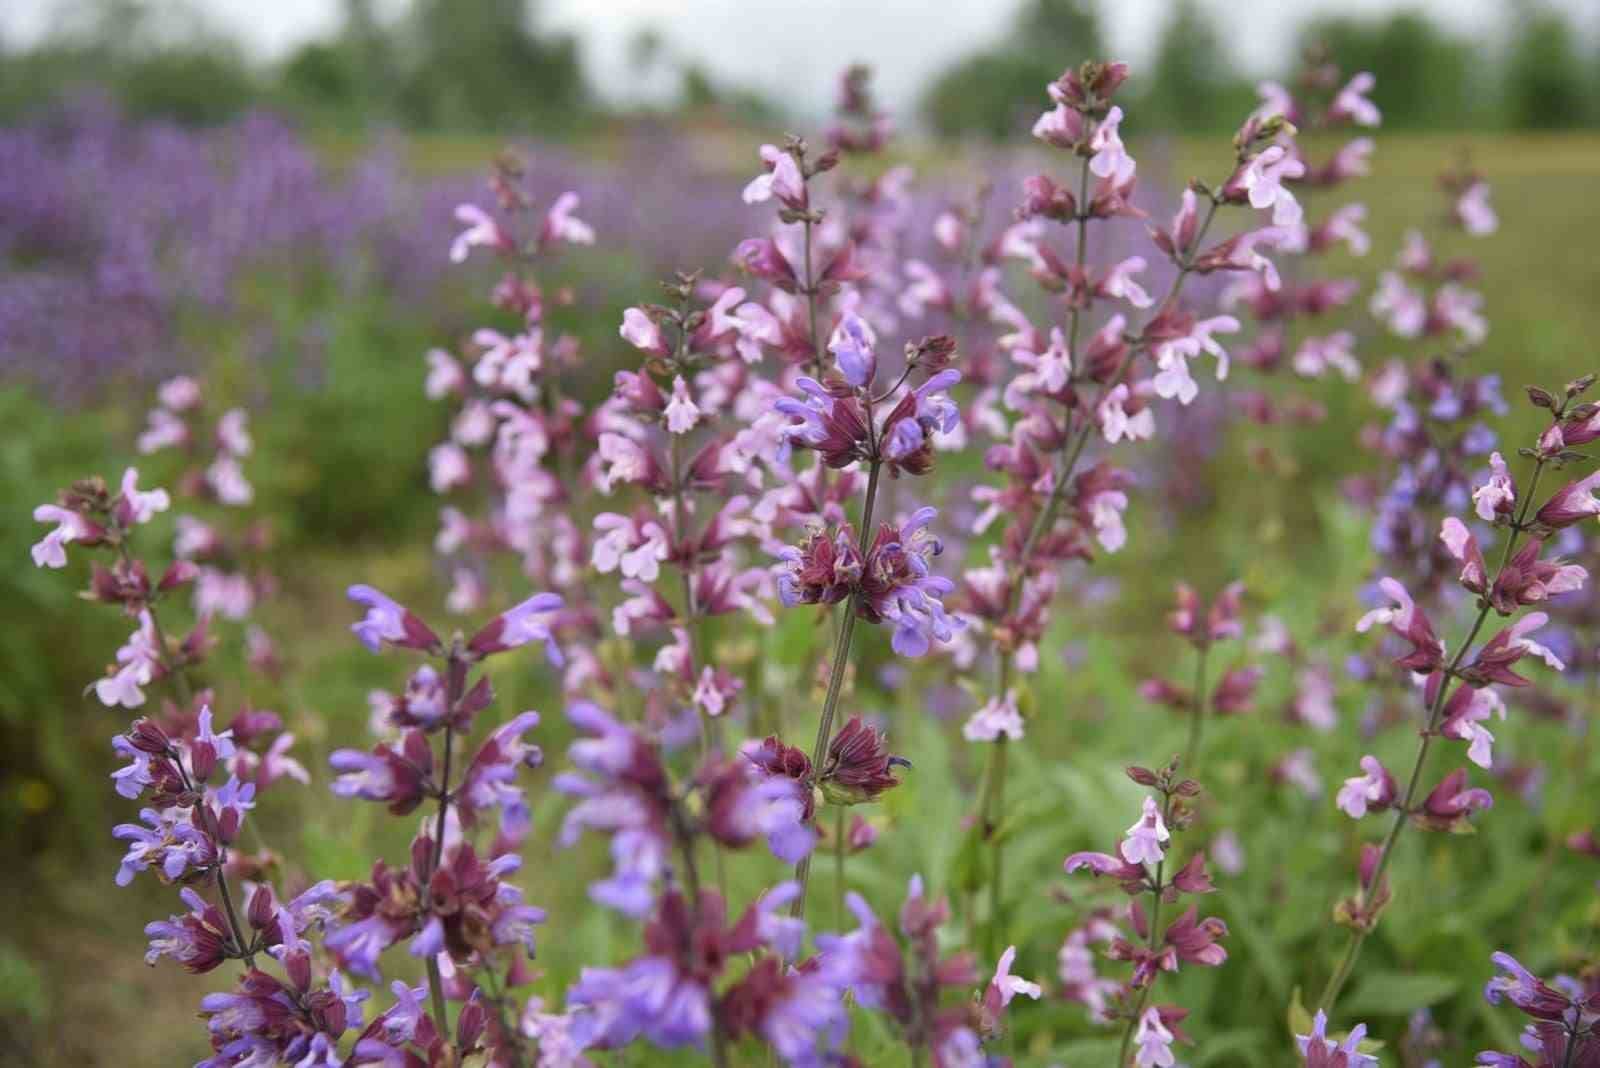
[31, 504, 93, 569]
[1440, 517, 1490, 593]
[216, 409, 252, 457]
[619, 307, 669, 357]
[1441, 685, 1506, 768]
[158, 375, 202, 411]
[1472, 452, 1517, 521]
[424, 349, 464, 399]
[1336, 755, 1397, 819]
[1535, 469, 1600, 528]
[741, 144, 806, 210]
[205, 456, 253, 506]
[1099, 383, 1154, 444]
[1152, 316, 1239, 406]
[1233, 145, 1305, 225]
[1456, 181, 1497, 236]
[450, 203, 505, 263]
[1133, 1006, 1176, 1067]
[594, 432, 658, 494]
[1120, 796, 1169, 867]
[962, 690, 1023, 743]
[664, 376, 701, 434]
[1371, 271, 1427, 337]
[1100, 256, 1153, 309]
[1089, 106, 1135, 185]
[1313, 203, 1370, 256]
[1328, 72, 1381, 126]
[429, 443, 471, 493]
[541, 191, 594, 246]
[94, 610, 163, 708]
[987, 945, 1042, 1008]
[119, 468, 170, 525]
[1328, 137, 1374, 181]
[1291, 332, 1360, 382]
[591, 513, 670, 582]
[898, 260, 950, 319]
[1252, 80, 1295, 122]
[137, 408, 188, 454]
[1356, 577, 1443, 673]
[1004, 326, 1071, 406]
[1031, 102, 1084, 149]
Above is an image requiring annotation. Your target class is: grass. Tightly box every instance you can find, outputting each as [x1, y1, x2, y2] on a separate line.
[4, 128, 1600, 1065]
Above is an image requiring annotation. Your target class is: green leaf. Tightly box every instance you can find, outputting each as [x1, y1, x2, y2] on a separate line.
[1342, 971, 1461, 1016]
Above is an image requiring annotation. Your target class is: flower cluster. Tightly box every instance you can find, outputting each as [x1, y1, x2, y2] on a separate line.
[1476, 951, 1599, 1066]
[1063, 760, 1227, 1064]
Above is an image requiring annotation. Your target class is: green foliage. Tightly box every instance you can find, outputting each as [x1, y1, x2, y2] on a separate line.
[1139, 0, 1257, 133]
[921, 0, 1102, 139]
[1503, 2, 1594, 130]
[1298, 11, 1484, 129]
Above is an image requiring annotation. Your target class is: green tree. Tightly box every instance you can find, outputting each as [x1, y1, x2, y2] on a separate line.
[1297, 11, 1480, 129]
[1142, 0, 1252, 133]
[920, 0, 1104, 139]
[1503, 2, 1592, 129]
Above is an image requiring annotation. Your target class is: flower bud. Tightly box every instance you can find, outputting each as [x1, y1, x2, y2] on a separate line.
[247, 885, 276, 931]
[128, 718, 172, 755]
[1525, 385, 1555, 410]
[190, 740, 218, 783]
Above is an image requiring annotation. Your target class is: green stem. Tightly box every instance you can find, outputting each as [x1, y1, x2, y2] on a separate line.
[423, 658, 464, 1041]
[1117, 793, 1174, 1065]
[1318, 457, 1548, 1012]
[1183, 644, 1211, 776]
[791, 461, 882, 922]
[976, 183, 1226, 952]
[834, 803, 847, 926]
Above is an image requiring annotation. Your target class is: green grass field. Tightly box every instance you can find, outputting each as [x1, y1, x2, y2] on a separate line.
[4, 130, 1600, 1065]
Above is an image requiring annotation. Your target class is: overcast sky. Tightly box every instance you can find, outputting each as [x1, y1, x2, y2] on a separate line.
[4, 0, 1596, 116]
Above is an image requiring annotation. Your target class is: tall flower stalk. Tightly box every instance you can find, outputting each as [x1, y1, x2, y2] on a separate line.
[1318, 375, 1599, 1013]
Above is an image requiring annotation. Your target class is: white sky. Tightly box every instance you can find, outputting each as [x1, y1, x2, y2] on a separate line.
[4, 0, 1596, 116]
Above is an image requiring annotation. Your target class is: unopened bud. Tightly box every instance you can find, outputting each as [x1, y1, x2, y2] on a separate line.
[1525, 385, 1555, 410]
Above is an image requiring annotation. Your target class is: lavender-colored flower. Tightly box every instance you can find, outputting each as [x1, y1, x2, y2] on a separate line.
[347, 585, 440, 654]
[1120, 796, 1169, 867]
[1296, 1010, 1378, 1067]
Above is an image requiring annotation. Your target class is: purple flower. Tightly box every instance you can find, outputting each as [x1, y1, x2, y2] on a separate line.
[1120, 796, 1169, 867]
[468, 591, 564, 662]
[113, 806, 217, 886]
[144, 887, 231, 972]
[347, 585, 440, 654]
[857, 507, 963, 657]
[1296, 1010, 1378, 1067]
[829, 313, 877, 388]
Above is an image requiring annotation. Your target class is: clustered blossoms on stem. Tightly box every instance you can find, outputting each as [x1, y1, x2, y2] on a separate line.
[938, 57, 1308, 974]
[1359, 156, 1503, 610]
[1224, 50, 1379, 413]
[1315, 376, 1600, 1022]
[1063, 760, 1227, 1065]
[1476, 950, 1599, 1066]
[1139, 580, 1261, 769]
[427, 152, 595, 626]
[816, 875, 1040, 1066]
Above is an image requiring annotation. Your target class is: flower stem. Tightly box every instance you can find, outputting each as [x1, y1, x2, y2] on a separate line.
[976, 185, 1227, 953]
[422, 656, 465, 1042]
[791, 459, 882, 922]
[1183, 644, 1211, 777]
[1317, 457, 1548, 1012]
[1117, 792, 1174, 1065]
[670, 801, 730, 1068]
[834, 803, 847, 926]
